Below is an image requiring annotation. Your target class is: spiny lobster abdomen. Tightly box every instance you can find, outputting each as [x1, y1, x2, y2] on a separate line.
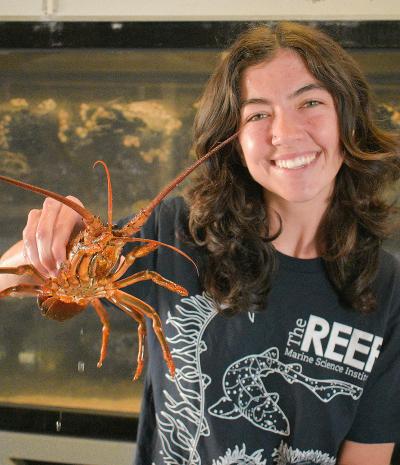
[38, 295, 87, 321]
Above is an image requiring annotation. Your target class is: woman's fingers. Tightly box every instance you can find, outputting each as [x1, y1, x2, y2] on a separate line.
[36, 197, 63, 276]
[23, 208, 51, 277]
[22, 195, 85, 277]
[51, 196, 85, 269]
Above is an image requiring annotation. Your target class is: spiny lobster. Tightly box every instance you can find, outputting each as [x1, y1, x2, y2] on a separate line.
[0, 131, 239, 380]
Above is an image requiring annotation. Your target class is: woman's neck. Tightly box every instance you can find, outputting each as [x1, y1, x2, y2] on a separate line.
[266, 195, 329, 259]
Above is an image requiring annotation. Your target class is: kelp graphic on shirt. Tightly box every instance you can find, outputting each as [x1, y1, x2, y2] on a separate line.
[209, 347, 363, 436]
[272, 440, 336, 465]
[211, 444, 267, 465]
[156, 293, 267, 465]
[156, 294, 215, 465]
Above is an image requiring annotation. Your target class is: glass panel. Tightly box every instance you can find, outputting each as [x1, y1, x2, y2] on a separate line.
[351, 50, 400, 255]
[0, 48, 398, 416]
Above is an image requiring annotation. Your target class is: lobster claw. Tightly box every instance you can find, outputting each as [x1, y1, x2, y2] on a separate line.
[38, 296, 86, 322]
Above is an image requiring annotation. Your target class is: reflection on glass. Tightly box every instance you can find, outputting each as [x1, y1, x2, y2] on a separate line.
[0, 49, 398, 416]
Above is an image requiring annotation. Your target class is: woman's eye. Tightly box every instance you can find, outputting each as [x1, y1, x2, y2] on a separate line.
[303, 100, 321, 108]
[248, 113, 269, 122]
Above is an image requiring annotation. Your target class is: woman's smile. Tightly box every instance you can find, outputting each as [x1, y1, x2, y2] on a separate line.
[271, 151, 319, 170]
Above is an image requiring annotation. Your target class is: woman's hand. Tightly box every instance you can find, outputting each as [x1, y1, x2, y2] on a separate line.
[21, 195, 84, 278]
[0, 195, 84, 289]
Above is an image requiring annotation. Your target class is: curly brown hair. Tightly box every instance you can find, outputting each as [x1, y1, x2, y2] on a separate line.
[184, 22, 400, 315]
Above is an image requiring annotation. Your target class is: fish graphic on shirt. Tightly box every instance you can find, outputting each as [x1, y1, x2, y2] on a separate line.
[209, 347, 363, 436]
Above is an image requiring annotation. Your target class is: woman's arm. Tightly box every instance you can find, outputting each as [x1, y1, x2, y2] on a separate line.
[337, 440, 394, 465]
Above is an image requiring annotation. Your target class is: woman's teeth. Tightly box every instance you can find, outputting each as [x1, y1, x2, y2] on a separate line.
[275, 153, 317, 169]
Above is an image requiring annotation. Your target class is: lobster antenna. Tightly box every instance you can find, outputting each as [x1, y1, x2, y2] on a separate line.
[121, 237, 199, 274]
[0, 175, 95, 224]
[122, 128, 242, 236]
[94, 160, 113, 231]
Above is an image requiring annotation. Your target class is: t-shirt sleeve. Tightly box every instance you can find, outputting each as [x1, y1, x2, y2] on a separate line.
[345, 313, 400, 443]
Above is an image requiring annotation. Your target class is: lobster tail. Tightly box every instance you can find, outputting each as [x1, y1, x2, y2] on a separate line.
[38, 296, 87, 321]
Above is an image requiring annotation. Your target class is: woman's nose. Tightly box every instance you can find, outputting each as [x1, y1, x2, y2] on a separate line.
[270, 111, 304, 146]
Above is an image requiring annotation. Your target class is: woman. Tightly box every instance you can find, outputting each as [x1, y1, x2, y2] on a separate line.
[0, 22, 399, 464]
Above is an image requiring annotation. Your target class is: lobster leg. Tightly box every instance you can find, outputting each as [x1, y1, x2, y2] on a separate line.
[107, 296, 147, 380]
[111, 242, 159, 283]
[115, 270, 188, 296]
[0, 264, 47, 281]
[92, 298, 110, 368]
[0, 284, 44, 297]
[108, 289, 175, 378]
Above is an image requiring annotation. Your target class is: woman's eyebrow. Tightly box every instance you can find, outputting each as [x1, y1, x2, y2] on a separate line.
[289, 83, 326, 99]
[241, 83, 327, 108]
[240, 97, 271, 108]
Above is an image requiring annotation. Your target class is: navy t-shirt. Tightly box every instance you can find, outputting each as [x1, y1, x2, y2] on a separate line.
[117, 197, 400, 465]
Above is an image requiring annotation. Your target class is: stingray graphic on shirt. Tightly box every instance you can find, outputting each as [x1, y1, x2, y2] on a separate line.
[209, 347, 363, 436]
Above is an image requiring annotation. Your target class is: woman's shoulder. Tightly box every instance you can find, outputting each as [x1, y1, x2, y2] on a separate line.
[378, 247, 400, 278]
[375, 247, 400, 316]
[159, 195, 189, 215]
[156, 195, 190, 229]
[116, 195, 188, 230]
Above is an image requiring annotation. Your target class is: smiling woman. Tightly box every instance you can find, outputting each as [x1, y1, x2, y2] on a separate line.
[182, 21, 400, 464]
[188, 22, 400, 316]
[0, 21, 399, 465]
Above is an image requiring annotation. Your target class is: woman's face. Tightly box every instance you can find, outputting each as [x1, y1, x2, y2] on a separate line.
[238, 48, 343, 209]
